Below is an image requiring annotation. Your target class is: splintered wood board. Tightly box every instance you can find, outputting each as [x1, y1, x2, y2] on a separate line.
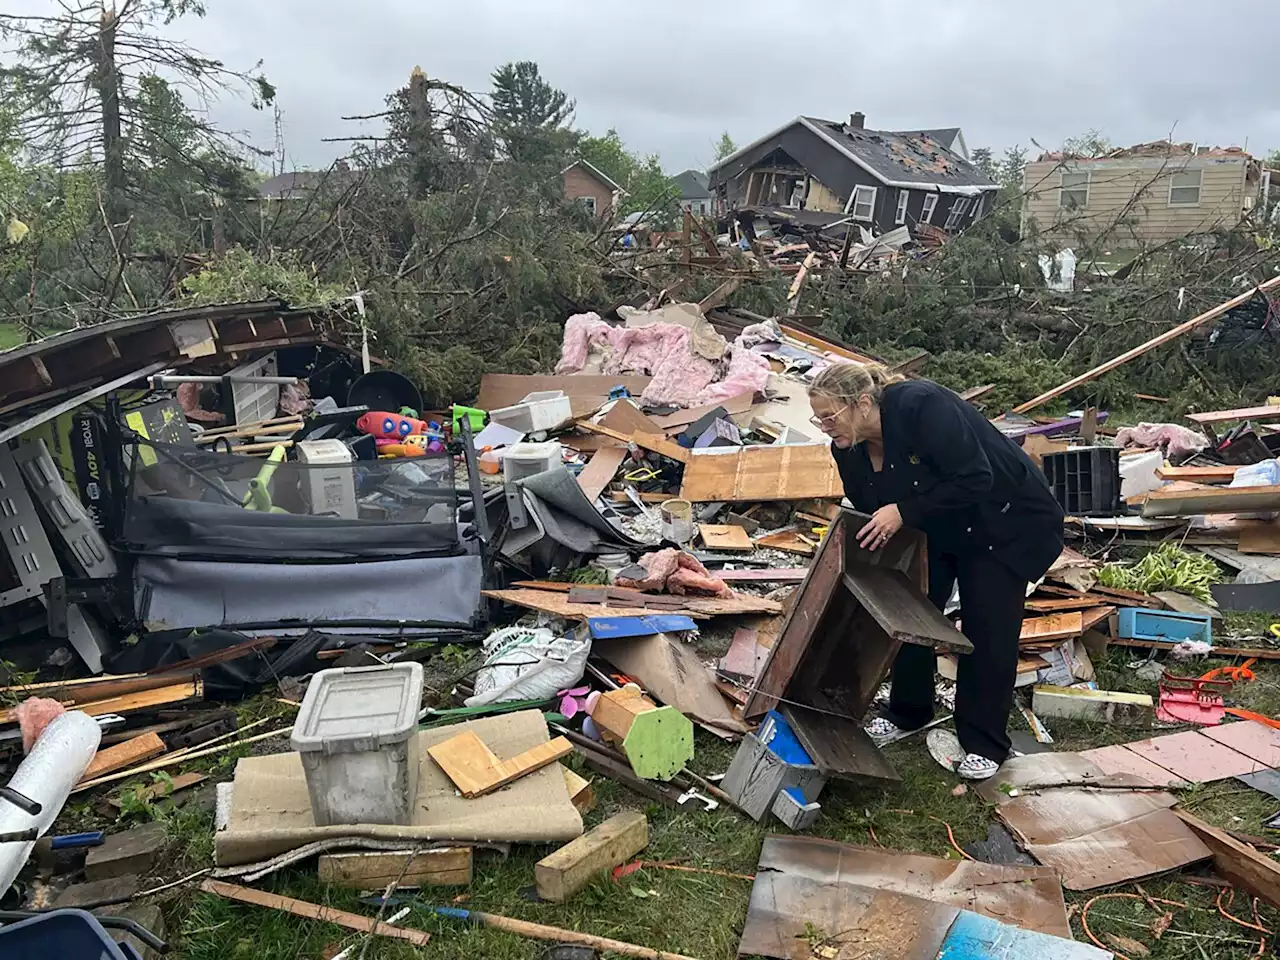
[679, 445, 841, 502]
[318, 848, 473, 888]
[1019, 612, 1084, 644]
[576, 446, 628, 501]
[575, 420, 690, 463]
[698, 523, 754, 551]
[427, 730, 572, 798]
[1025, 597, 1109, 613]
[80, 732, 166, 783]
[754, 528, 817, 556]
[483, 588, 781, 620]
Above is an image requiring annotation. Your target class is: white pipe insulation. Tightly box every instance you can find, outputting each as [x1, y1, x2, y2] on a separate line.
[0, 711, 101, 894]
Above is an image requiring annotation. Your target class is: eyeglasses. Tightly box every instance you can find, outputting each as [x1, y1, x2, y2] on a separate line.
[808, 404, 849, 430]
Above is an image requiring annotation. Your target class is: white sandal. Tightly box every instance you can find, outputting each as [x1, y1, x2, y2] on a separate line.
[864, 716, 903, 746]
[956, 753, 1000, 780]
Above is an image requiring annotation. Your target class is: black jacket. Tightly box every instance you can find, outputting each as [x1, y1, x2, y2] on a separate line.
[832, 379, 1064, 583]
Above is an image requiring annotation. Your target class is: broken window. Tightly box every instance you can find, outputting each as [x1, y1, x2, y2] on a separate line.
[850, 185, 876, 221]
[1169, 169, 1202, 206]
[895, 190, 909, 225]
[944, 197, 970, 230]
[971, 195, 984, 220]
[920, 194, 938, 224]
[579, 195, 597, 216]
[1060, 171, 1089, 209]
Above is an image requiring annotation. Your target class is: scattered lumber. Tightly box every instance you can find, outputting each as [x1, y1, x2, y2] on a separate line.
[1176, 811, 1280, 910]
[713, 568, 808, 583]
[754, 528, 816, 556]
[1012, 275, 1280, 414]
[108, 772, 206, 809]
[317, 848, 473, 889]
[1186, 404, 1280, 426]
[1155, 465, 1239, 483]
[1109, 638, 1280, 661]
[679, 445, 842, 501]
[74, 725, 292, 793]
[80, 733, 166, 783]
[576, 420, 689, 464]
[0, 678, 203, 725]
[427, 730, 572, 798]
[577, 447, 628, 501]
[199, 879, 431, 946]
[535, 810, 649, 902]
[1019, 612, 1085, 644]
[482, 587, 781, 620]
[1025, 597, 1109, 613]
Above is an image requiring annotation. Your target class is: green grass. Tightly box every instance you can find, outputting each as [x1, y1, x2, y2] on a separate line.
[96, 627, 1280, 958]
[0, 322, 25, 350]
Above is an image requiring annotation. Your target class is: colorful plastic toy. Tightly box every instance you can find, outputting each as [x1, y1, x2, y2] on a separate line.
[357, 411, 430, 440]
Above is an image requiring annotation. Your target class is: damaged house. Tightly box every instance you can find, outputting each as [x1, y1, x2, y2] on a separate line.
[1022, 141, 1276, 247]
[707, 112, 998, 235]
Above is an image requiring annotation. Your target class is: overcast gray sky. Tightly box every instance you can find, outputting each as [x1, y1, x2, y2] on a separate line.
[16, 0, 1280, 172]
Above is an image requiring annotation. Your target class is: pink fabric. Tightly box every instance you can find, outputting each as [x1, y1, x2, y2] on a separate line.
[557, 313, 770, 408]
[616, 548, 734, 598]
[15, 697, 66, 754]
[1115, 422, 1208, 460]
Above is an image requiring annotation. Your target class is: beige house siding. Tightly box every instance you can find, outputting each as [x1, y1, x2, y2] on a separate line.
[1022, 156, 1253, 246]
[805, 177, 845, 214]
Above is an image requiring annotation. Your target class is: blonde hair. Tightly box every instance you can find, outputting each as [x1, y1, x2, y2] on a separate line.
[809, 362, 905, 406]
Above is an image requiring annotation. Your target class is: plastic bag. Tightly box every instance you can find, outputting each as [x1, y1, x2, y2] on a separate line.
[465, 627, 590, 707]
[1229, 458, 1280, 519]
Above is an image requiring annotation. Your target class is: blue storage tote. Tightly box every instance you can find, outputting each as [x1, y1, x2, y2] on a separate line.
[1116, 607, 1212, 644]
[0, 909, 141, 960]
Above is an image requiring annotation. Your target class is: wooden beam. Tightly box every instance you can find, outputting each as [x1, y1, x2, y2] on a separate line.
[786, 252, 818, 315]
[576, 420, 690, 464]
[696, 277, 740, 314]
[1176, 810, 1280, 909]
[1141, 484, 1280, 518]
[317, 848, 473, 889]
[534, 811, 648, 902]
[1187, 404, 1280, 425]
[426, 731, 573, 798]
[1012, 275, 1280, 414]
[1155, 464, 1239, 483]
[199, 880, 431, 946]
[80, 733, 166, 783]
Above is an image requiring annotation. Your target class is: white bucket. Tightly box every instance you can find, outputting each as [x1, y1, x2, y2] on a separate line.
[660, 498, 695, 543]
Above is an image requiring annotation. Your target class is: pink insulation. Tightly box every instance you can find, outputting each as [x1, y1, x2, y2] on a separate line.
[556, 312, 770, 408]
[15, 697, 66, 754]
[1115, 422, 1208, 460]
[616, 548, 734, 598]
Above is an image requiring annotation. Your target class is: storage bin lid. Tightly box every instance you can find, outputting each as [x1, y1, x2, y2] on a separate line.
[291, 662, 423, 754]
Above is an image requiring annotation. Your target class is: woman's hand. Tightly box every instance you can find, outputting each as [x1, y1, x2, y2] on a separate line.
[858, 504, 903, 550]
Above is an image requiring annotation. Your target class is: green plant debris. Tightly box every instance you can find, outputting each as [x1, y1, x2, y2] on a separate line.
[1097, 542, 1223, 602]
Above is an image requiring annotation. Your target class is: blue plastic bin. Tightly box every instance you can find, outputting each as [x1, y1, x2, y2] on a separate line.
[0, 909, 142, 960]
[1116, 607, 1212, 644]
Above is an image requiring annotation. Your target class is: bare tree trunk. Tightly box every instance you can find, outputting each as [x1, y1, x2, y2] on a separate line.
[96, 6, 128, 234]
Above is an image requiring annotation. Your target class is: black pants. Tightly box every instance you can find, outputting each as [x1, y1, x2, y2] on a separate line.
[880, 549, 1027, 763]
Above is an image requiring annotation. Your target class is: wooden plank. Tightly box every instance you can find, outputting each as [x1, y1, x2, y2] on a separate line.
[1187, 404, 1280, 426]
[599, 401, 662, 438]
[1019, 612, 1085, 643]
[698, 524, 754, 551]
[80, 733, 166, 783]
[427, 730, 572, 798]
[534, 810, 649, 902]
[959, 384, 996, 403]
[483, 588, 781, 620]
[714, 568, 808, 583]
[786, 252, 818, 314]
[1176, 810, 1280, 909]
[576, 420, 689, 464]
[1079, 605, 1116, 633]
[842, 569, 970, 651]
[317, 848, 473, 889]
[475, 374, 650, 412]
[1025, 597, 1108, 613]
[1156, 464, 1239, 482]
[1142, 484, 1280, 518]
[562, 766, 595, 814]
[1239, 520, 1280, 555]
[697, 277, 740, 314]
[199, 879, 431, 946]
[781, 704, 900, 782]
[1153, 590, 1223, 621]
[577, 446, 628, 502]
[1, 680, 202, 725]
[1012, 275, 1280, 414]
[108, 772, 206, 809]
[679, 445, 842, 502]
[754, 528, 816, 556]
[648, 393, 755, 432]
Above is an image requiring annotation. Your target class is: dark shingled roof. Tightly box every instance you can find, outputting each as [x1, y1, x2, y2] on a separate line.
[673, 169, 711, 200]
[804, 118, 995, 190]
[258, 169, 361, 200]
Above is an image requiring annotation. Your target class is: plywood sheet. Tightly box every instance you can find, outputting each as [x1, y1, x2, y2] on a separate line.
[648, 392, 755, 432]
[576, 446, 627, 501]
[598, 400, 662, 437]
[678, 444, 841, 502]
[1141, 484, 1280, 518]
[475, 374, 650, 412]
[1200, 720, 1280, 768]
[1238, 520, 1280, 555]
[1124, 729, 1264, 782]
[1077, 744, 1189, 787]
[427, 731, 572, 797]
[1019, 612, 1084, 643]
[483, 587, 781, 620]
[697, 523, 754, 551]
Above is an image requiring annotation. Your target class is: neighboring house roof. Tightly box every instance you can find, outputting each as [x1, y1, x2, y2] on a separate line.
[562, 158, 625, 194]
[257, 169, 360, 200]
[673, 169, 711, 200]
[709, 116, 996, 195]
[1034, 139, 1255, 163]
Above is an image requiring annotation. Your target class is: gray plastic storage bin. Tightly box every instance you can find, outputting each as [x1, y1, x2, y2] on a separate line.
[291, 662, 424, 826]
